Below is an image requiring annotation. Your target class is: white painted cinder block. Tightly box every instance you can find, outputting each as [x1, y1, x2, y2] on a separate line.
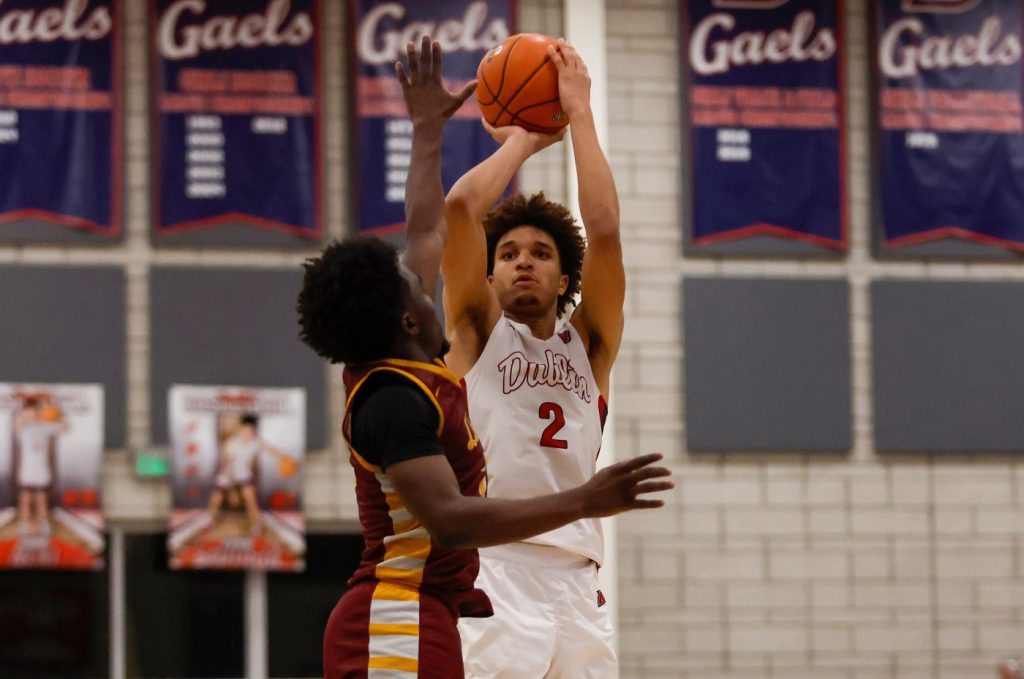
[0, 0, 1022, 676]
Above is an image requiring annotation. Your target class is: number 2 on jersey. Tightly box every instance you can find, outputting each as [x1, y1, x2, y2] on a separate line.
[538, 402, 568, 449]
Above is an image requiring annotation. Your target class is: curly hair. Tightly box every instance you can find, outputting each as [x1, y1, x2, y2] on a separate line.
[297, 237, 405, 365]
[483, 192, 585, 317]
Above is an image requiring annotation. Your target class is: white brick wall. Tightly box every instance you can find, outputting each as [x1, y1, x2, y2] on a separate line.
[608, 1, 1024, 677]
[1, 1, 1022, 677]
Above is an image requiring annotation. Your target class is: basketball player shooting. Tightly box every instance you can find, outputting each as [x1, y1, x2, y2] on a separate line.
[443, 39, 627, 678]
[297, 37, 669, 679]
[14, 397, 68, 540]
[207, 413, 295, 537]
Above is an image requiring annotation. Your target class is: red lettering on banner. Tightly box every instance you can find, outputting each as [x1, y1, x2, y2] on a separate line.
[881, 87, 1022, 133]
[4, 89, 109, 109]
[0, 66, 110, 109]
[177, 68, 297, 95]
[161, 92, 312, 114]
[24, 66, 90, 90]
[690, 85, 838, 130]
[356, 75, 481, 118]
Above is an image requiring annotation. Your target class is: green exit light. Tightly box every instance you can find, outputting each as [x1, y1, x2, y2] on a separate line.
[136, 455, 169, 477]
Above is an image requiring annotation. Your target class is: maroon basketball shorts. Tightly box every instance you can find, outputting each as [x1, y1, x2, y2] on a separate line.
[324, 581, 464, 679]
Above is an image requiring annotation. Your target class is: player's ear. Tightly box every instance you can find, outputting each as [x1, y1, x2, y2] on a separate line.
[401, 311, 419, 336]
[559, 274, 568, 296]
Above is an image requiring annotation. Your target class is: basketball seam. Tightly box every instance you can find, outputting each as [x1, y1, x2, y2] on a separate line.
[494, 36, 520, 107]
[510, 96, 564, 130]
[501, 55, 555, 122]
[478, 35, 521, 123]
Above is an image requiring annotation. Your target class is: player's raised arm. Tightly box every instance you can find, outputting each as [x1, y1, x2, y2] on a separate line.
[442, 121, 565, 367]
[551, 40, 625, 394]
[397, 36, 477, 294]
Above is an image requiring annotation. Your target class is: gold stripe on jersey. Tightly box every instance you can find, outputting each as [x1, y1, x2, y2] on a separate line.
[367, 580, 421, 678]
[368, 623, 419, 636]
[371, 582, 420, 602]
[347, 444, 382, 474]
[392, 515, 419, 535]
[368, 656, 418, 672]
[376, 536, 431, 585]
[378, 357, 463, 387]
[375, 481, 431, 585]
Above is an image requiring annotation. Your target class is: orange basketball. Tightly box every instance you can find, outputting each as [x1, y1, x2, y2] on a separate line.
[277, 456, 298, 478]
[477, 33, 568, 133]
[41, 405, 62, 422]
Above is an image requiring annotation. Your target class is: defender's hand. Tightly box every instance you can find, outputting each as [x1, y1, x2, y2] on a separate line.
[577, 453, 673, 518]
[396, 35, 477, 127]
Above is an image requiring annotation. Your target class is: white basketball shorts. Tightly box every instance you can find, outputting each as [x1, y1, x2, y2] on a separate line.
[459, 544, 617, 678]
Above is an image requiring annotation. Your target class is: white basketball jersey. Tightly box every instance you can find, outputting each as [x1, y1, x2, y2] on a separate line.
[223, 436, 261, 484]
[464, 316, 607, 564]
[17, 422, 60, 487]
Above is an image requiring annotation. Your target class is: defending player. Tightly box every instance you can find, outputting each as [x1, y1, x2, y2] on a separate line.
[297, 37, 669, 679]
[442, 39, 627, 677]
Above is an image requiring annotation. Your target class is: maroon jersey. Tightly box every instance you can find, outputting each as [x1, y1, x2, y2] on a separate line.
[342, 357, 492, 618]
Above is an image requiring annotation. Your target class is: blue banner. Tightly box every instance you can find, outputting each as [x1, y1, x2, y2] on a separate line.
[350, 0, 513, 234]
[152, 0, 322, 238]
[683, 0, 845, 250]
[877, 0, 1024, 251]
[0, 0, 120, 236]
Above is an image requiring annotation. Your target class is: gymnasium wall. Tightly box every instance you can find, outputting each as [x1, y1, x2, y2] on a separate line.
[1, 1, 1022, 678]
[1, 0, 564, 528]
[605, 1, 1024, 678]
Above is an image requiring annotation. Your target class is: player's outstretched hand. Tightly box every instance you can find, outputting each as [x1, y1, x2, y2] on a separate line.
[577, 453, 673, 517]
[396, 35, 477, 127]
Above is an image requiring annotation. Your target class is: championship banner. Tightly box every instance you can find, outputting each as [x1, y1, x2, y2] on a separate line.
[151, 0, 322, 239]
[0, 0, 121, 236]
[683, 0, 846, 249]
[876, 0, 1024, 250]
[350, 0, 512, 234]
[0, 384, 105, 570]
[167, 385, 305, 571]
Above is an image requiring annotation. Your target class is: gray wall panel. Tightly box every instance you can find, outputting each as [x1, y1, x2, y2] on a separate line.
[0, 221, 123, 244]
[0, 266, 126, 447]
[873, 281, 1024, 451]
[150, 268, 327, 448]
[684, 278, 851, 451]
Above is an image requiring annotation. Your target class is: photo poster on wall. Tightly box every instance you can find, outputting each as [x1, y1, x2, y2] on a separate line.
[167, 385, 305, 571]
[150, 0, 323, 243]
[0, 384, 105, 570]
[0, 0, 122, 241]
[875, 0, 1024, 252]
[349, 0, 512, 235]
[682, 0, 846, 253]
